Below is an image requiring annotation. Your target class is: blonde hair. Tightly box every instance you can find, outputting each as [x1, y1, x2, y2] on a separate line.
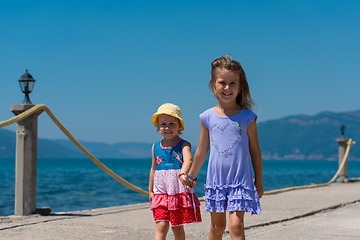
[209, 55, 255, 110]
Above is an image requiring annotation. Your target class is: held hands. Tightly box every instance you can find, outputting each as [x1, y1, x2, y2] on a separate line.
[178, 173, 197, 189]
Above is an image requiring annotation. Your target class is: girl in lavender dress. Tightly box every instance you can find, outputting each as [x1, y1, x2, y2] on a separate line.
[181, 55, 263, 240]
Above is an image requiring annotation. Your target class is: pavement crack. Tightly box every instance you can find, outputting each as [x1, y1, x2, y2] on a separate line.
[243, 199, 360, 231]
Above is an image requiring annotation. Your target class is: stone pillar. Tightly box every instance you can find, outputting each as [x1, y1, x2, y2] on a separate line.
[11, 104, 42, 215]
[336, 138, 349, 183]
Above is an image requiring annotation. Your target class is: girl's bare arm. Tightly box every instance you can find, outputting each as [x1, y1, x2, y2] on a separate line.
[188, 121, 210, 180]
[179, 142, 193, 187]
[148, 146, 156, 202]
[248, 120, 264, 198]
[180, 142, 192, 173]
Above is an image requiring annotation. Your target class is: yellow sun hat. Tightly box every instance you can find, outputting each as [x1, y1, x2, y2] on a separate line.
[152, 103, 184, 131]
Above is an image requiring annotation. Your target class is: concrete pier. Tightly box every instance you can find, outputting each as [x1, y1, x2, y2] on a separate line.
[1, 181, 359, 240]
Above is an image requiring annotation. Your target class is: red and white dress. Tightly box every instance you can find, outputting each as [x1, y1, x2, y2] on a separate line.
[150, 139, 202, 226]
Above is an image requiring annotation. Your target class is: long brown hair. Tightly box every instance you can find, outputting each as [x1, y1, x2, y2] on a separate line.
[209, 55, 255, 110]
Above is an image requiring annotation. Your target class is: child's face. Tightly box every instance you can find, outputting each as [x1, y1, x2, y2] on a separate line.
[214, 68, 241, 104]
[158, 114, 180, 140]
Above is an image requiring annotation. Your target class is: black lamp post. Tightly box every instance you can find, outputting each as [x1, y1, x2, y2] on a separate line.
[340, 124, 345, 138]
[18, 70, 36, 105]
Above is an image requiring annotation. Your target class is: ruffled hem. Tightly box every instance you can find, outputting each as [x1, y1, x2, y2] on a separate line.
[153, 205, 202, 226]
[204, 182, 257, 192]
[151, 192, 201, 210]
[204, 183, 261, 215]
[205, 199, 261, 215]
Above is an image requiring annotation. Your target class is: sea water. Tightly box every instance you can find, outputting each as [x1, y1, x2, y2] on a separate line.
[1, 158, 360, 216]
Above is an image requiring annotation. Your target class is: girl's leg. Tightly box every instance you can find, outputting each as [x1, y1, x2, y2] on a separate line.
[171, 225, 185, 240]
[228, 211, 245, 240]
[155, 221, 169, 240]
[209, 212, 226, 240]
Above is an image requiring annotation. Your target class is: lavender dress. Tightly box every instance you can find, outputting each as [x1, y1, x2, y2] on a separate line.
[200, 108, 261, 214]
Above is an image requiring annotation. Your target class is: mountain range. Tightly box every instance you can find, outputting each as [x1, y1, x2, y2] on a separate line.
[1, 109, 359, 160]
[257, 110, 360, 160]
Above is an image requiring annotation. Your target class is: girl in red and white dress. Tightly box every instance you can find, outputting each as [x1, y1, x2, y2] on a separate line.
[149, 103, 202, 240]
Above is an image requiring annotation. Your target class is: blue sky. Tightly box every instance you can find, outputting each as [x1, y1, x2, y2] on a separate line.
[1, 1, 359, 145]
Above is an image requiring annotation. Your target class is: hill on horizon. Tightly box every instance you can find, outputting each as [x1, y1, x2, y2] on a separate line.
[257, 109, 360, 160]
[0, 109, 359, 160]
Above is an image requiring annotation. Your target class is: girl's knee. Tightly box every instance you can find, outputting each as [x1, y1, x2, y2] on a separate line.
[156, 221, 169, 234]
[210, 222, 227, 234]
[171, 225, 185, 240]
[210, 220, 227, 235]
[228, 211, 245, 236]
[171, 225, 184, 234]
[228, 219, 244, 234]
[210, 212, 227, 234]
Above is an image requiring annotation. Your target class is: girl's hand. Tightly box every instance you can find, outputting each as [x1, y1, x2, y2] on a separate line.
[255, 181, 264, 199]
[149, 191, 154, 203]
[179, 175, 192, 188]
[179, 174, 187, 186]
[189, 179, 197, 188]
[179, 175, 197, 189]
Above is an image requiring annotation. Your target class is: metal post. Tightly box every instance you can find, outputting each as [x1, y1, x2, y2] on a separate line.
[336, 137, 349, 183]
[11, 104, 41, 215]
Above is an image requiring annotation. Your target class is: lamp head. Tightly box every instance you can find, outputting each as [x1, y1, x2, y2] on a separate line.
[18, 70, 36, 105]
[340, 124, 345, 138]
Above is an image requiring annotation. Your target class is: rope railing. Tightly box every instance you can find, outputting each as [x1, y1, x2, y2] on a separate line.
[263, 138, 354, 195]
[0, 104, 149, 197]
[0, 104, 355, 199]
